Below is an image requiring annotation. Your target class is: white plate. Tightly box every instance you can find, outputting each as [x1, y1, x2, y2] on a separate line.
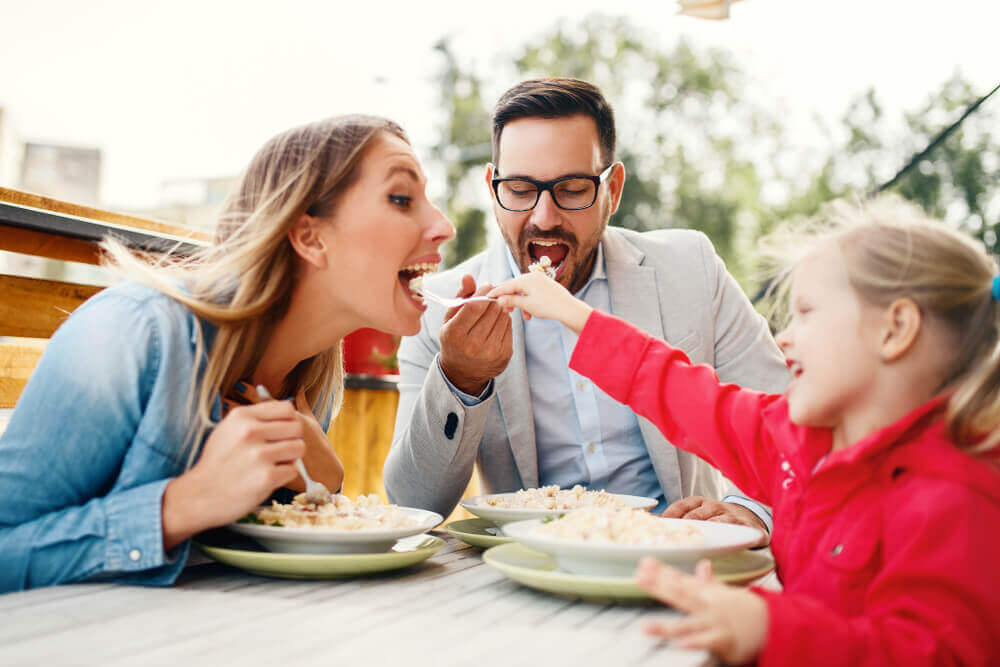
[502, 517, 763, 576]
[228, 507, 443, 554]
[460, 492, 657, 528]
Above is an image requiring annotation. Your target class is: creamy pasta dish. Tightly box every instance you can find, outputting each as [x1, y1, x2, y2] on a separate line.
[247, 493, 418, 530]
[483, 484, 630, 510]
[535, 506, 704, 545]
[528, 255, 557, 279]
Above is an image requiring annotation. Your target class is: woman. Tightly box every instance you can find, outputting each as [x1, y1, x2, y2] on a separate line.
[0, 115, 454, 592]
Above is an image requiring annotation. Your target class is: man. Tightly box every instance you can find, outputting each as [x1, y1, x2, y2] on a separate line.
[384, 78, 788, 541]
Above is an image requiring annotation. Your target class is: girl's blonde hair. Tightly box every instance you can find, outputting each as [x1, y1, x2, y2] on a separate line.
[762, 195, 1000, 454]
[102, 114, 407, 464]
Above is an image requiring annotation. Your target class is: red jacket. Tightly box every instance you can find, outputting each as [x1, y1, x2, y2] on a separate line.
[571, 310, 1000, 666]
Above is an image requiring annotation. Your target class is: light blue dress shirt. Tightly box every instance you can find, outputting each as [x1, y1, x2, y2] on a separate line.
[441, 243, 772, 531]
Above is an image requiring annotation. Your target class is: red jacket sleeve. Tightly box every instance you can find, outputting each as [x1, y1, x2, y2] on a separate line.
[755, 479, 1000, 666]
[570, 309, 784, 504]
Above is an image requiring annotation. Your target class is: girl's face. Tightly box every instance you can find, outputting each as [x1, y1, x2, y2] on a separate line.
[774, 243, 884, 430]
[319, 133, 454, 336]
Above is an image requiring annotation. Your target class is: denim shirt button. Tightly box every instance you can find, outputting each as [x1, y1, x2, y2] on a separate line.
[129, 549, 142, 562]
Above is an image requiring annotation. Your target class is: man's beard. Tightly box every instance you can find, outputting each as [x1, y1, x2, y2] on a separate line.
[504, 206, 609, 294]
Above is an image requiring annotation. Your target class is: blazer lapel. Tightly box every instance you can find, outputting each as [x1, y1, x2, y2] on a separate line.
[480, 242, 538, 488]
[602, 228, 684, 503]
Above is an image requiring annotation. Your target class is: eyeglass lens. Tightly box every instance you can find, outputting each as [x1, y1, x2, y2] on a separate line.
[496, 177, 597, 211]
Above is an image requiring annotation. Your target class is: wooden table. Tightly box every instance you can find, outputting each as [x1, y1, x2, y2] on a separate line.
[0, 533, 714, 667]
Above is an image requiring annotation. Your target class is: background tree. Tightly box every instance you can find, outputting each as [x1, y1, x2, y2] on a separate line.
[431, 16, 1000, 292]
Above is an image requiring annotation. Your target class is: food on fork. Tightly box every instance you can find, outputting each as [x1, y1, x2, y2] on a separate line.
[528, 255, 556, 279]
[535, 506, 705, 546]
[483, 484, 630, 510]
[243, 493, 419, 530]
[400, 261, 438, 303]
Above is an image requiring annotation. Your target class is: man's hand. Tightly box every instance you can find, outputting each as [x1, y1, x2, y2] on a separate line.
[439, 275, 513, 395]
[662, 496, 769, 547]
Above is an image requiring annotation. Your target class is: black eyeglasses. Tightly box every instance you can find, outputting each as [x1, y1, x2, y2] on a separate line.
[491, 164, 615, 212]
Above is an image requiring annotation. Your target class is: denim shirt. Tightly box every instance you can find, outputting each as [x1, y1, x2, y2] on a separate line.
[0, 281, 332, 592]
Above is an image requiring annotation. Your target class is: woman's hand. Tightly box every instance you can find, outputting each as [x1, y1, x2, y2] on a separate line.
[292, 389, 344, 494]
[223, 384, 344, 494]
[161, 400, 304, 549]
[636, 557, 768, 665]
[486, 272, 594, 334]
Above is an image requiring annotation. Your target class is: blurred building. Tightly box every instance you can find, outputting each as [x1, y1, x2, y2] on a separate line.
[20, 142, 102, 207]
[0, 108, 23, 189]
[128, 175, 236, 233]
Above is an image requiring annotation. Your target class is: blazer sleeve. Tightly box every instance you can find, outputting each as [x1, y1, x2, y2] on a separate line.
[570, 310, 784, 504]
[382, 312, 493, 517]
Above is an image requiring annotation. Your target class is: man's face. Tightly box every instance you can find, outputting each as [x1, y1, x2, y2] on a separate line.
[488, 114, 623, 294]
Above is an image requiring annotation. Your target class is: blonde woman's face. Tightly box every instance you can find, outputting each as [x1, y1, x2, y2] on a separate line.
[774, 243, 884, 430]
[321, 133, 455, 335]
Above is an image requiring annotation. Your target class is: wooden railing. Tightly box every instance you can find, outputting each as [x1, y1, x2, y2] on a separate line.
[0, 187, 211, 408]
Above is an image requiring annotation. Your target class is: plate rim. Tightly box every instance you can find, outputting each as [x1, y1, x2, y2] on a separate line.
[227, 506, 444, 544]
[444, 518, 512, 547]
[483, 542, 774, 590]
[194, 533, 445, 563]
[502, 516, 763, 559]
[459, 492, 657, 523]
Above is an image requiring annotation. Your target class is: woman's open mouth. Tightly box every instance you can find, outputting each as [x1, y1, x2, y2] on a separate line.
[398, 262, 438, 306]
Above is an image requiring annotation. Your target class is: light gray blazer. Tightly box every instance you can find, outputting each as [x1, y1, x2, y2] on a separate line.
[383, 226, 789, 517]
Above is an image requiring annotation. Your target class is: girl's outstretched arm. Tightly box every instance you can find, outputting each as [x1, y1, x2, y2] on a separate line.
[490, 271, 786, 503]
[569, 309, 786, 504]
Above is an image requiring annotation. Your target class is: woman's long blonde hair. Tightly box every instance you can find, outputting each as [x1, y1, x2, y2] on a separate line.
[762, 195, 1000, 454]
[102, 115, 408, 464]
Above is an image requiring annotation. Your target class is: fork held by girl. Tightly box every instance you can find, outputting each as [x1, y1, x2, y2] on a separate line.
[487, 195, 1000, 666]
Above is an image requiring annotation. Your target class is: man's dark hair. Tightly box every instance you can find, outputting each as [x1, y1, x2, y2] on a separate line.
[491, 78, 616, 168]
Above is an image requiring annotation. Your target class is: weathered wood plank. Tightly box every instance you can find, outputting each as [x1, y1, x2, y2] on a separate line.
[0, 339, 46, 409]
[0, 187, 212, 243]
[0, 223, 103, 264]
[0, 274, 102, 338]
[0, 536, 713, 667]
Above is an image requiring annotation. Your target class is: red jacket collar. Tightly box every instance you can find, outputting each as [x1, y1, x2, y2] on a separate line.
[822, 394, 950, 470]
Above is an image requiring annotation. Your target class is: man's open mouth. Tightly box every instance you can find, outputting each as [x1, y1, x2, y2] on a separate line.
[527, 240, 570, 277]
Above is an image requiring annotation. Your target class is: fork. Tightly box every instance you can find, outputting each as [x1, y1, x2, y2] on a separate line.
[417, 289, 498, 308]
[256, 384, 332, 506]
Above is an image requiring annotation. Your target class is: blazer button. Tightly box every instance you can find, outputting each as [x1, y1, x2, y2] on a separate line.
[444, 412, 458, 440]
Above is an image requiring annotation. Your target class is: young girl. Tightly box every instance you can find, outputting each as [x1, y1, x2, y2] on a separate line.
[0, 115, 454, 592]
[488, 196, 1000, 665]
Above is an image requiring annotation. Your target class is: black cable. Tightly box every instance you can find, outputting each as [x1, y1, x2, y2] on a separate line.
[874, 81, 1000, 195]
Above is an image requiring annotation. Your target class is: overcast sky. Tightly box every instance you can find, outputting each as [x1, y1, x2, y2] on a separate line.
[1, 0, 997, 209]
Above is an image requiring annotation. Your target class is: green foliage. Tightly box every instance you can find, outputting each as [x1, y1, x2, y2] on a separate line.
[431, 17, 1000, 289]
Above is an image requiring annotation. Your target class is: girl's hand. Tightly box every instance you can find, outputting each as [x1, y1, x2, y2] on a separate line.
[636, 557, 768, 665]
[486, 272, 594, 334]
[162, 400, 305, 549]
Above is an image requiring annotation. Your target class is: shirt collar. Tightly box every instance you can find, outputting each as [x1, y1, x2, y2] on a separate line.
[503, 242, 607, 295]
